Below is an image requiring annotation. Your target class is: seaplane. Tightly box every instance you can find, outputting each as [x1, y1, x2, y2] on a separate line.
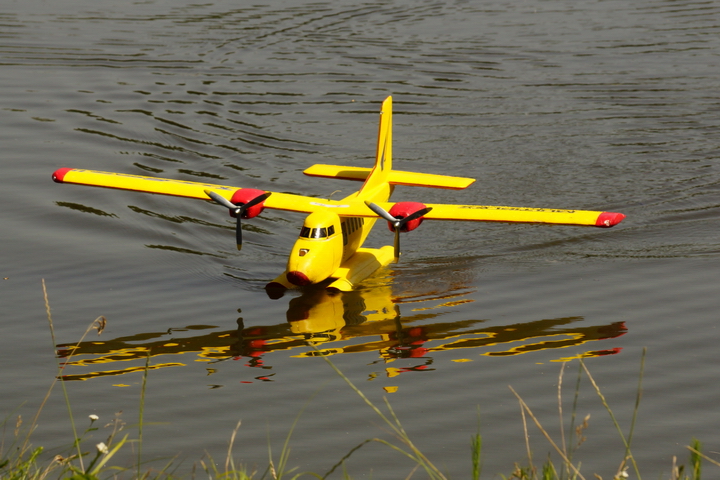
[52, 96, 625, 295]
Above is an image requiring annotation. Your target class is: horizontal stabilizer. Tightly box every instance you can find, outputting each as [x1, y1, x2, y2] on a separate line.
[303, 164, 475, 190]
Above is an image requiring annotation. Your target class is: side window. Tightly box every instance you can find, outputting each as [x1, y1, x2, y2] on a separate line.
[328, 225, 335, 236]
[341, 221, 348, 245]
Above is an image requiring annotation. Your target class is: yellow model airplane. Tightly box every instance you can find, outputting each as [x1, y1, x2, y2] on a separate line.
[52, 96, 625, 295]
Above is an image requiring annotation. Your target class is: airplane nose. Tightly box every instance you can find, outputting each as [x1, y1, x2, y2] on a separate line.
[287, 271, 311, 286]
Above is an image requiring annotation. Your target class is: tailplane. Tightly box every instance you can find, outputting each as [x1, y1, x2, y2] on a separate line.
[302, 95, 475, 190]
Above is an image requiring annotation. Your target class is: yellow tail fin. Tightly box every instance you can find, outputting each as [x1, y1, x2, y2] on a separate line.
[359, 96, 393, 194]
[305, 96, 475, 190]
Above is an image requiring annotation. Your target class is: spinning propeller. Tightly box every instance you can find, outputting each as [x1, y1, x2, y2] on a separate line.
[204, 189, 271, 250]
[365, 201, 433, 260]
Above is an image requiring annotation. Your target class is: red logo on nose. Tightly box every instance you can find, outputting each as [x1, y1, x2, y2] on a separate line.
[287, 271, 311, 286]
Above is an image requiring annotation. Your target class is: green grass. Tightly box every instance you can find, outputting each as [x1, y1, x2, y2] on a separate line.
[1, 280, 717, 479]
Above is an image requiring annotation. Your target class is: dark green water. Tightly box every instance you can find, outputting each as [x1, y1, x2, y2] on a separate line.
[2, 0, 720, 477]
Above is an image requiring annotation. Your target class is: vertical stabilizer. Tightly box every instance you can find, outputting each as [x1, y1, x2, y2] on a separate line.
[359, 96, 393, 194]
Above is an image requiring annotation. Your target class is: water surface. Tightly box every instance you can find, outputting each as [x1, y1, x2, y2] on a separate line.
[2, 0, 720, 477]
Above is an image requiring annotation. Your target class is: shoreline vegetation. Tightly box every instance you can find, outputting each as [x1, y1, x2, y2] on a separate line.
[1, 281, 716, 479]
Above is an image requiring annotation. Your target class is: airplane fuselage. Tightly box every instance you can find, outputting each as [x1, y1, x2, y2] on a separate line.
[283, 182, 392, 287]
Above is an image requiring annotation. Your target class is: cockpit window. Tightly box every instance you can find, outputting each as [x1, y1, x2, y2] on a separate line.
[300, 226, 328, 239]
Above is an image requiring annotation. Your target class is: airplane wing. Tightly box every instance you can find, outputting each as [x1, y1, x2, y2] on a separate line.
[51, 168, 335, 214]
[52, 168, 624, 226]
[368, 201, 625, 227]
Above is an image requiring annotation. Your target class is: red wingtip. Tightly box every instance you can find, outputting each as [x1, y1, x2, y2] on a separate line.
[596, 212, 625, 228]
[52, 168, 73, 183]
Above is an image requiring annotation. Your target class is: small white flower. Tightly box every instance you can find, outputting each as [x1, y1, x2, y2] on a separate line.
[96, 442, 108, 454]
[89, 414, 99, 421]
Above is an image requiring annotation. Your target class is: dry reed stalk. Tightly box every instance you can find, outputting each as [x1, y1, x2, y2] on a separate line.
[509, 385, 586, 480]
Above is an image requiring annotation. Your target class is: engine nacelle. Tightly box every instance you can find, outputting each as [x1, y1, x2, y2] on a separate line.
[387, 202, 428, 232]
[230, 188, 267, 218]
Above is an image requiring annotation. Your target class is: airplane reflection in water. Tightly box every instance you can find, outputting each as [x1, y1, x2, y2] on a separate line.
[56, 286, 627, 383]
